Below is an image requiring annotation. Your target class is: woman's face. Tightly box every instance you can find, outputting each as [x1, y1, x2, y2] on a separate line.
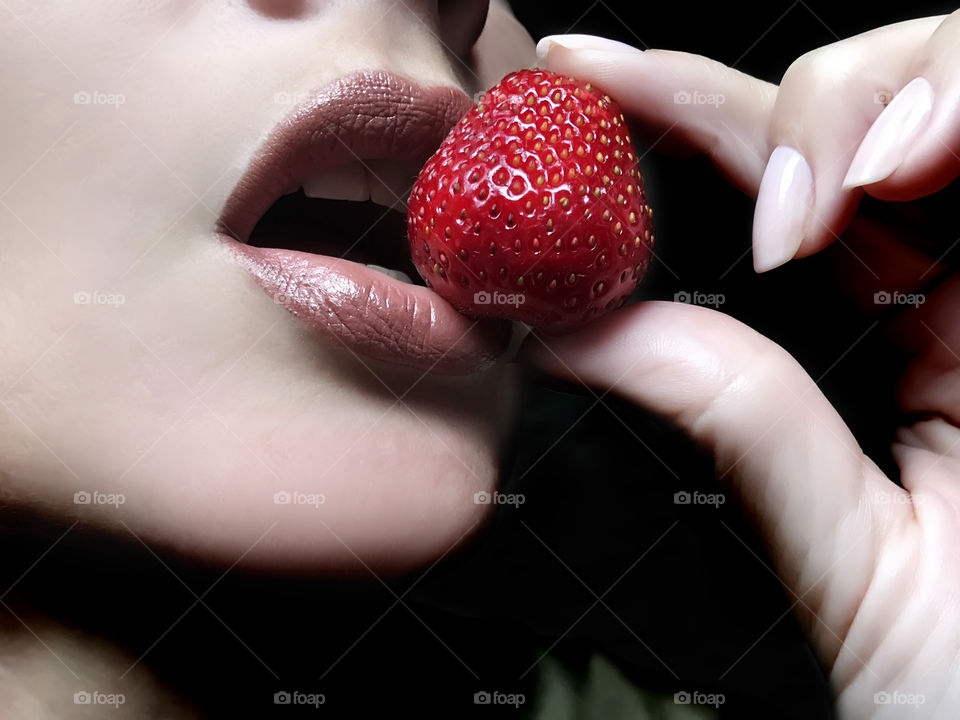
[0, 0, 534, 571]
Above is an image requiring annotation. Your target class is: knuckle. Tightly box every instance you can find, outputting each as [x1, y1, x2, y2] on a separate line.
[782, 43, 860, 93]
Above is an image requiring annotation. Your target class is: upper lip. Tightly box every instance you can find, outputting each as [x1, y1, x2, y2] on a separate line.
[217, 70, 473, 244]
[217, 70, 511, 375]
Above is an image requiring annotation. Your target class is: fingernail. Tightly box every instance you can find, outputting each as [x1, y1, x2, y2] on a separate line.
[752, 146, 813, 273]
[842, 76, 934, 190]
[536, 34, 641, 65]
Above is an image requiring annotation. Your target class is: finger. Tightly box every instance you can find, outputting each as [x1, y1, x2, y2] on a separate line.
[520, 302, 908, 665]
[471, 0, 537, 92]
[754, 16, 943, 272]
[536, 35, 776, 197]
[845, 10, 960, 201]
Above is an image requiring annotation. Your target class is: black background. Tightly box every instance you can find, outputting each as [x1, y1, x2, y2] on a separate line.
[4, 1, 958, 718]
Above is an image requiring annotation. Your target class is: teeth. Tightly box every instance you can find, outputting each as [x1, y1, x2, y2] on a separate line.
[300, 161, 416, 208]
[366, 264, 414, 284]
[302, 162, 369, 201]
[365, 160, 416, 210]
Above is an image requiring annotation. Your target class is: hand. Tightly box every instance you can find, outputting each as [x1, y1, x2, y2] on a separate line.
[531, 16, 960, 718]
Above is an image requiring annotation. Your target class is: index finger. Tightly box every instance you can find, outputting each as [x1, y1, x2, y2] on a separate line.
[537, 35, 776, 196]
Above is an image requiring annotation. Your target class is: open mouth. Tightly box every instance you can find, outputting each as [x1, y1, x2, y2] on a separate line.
[248, 184, 421, 287]
[219, 71, 510, 375]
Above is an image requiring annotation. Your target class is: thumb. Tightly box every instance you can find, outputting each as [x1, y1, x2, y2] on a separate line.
[520, 302, 902, 665]
[536, 34, 776, 197]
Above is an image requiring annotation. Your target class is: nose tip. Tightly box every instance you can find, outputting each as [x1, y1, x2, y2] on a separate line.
[438, 0, 491, 60]
[245, 0, 315, 19]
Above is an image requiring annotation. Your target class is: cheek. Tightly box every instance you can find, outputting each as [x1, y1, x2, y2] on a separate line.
[0, 279, 512, 572]
[0, 0, 211, 280]
[129, 377, 507, 572]
[2, 1, 197, 77]
[1, 0, 518, 572]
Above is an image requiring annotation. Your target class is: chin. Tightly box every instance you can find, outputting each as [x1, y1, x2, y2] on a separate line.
[113, 354, 516, 576]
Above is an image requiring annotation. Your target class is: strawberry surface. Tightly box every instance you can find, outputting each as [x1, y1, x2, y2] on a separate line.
[407, 69, 654, 332]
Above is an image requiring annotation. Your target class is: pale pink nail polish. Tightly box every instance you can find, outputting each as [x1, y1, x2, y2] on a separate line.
[535, 34, 643, 65]
[752, 146, 813, 273]
[843, 77, 934, 190]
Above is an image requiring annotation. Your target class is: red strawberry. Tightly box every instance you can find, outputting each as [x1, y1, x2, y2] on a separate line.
[406, 69, 654, 332]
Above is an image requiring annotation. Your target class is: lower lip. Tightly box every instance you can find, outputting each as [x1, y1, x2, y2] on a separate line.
[226, 239, 510, 375]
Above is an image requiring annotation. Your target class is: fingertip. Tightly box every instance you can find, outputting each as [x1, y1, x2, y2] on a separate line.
[533, 37, 555, 68]
[864, 82, 960, 201]
[535, 34, 643, 68]
[751, 146, 812, 273]
[863, 12, 960, 199]
[841, 76, 935, 191]
[538, 38, 774, 199]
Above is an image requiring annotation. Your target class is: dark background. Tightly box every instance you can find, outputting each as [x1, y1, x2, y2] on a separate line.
[4, 1, 958, 718]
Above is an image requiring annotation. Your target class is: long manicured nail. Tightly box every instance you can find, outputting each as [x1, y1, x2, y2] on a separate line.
[536, 34, 641, 65]
[842, 77, 934, 190]
[752, 146, 813, 273]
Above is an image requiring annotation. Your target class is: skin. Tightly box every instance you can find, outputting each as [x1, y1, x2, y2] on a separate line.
[0, 0, 536, 572]
[5, 2, 960, 717]
[537, 13, 960, 718]
[0, 1, 533, 715]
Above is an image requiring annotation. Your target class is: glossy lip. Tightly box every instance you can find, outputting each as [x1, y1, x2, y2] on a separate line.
[218, 70, 510, 375]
